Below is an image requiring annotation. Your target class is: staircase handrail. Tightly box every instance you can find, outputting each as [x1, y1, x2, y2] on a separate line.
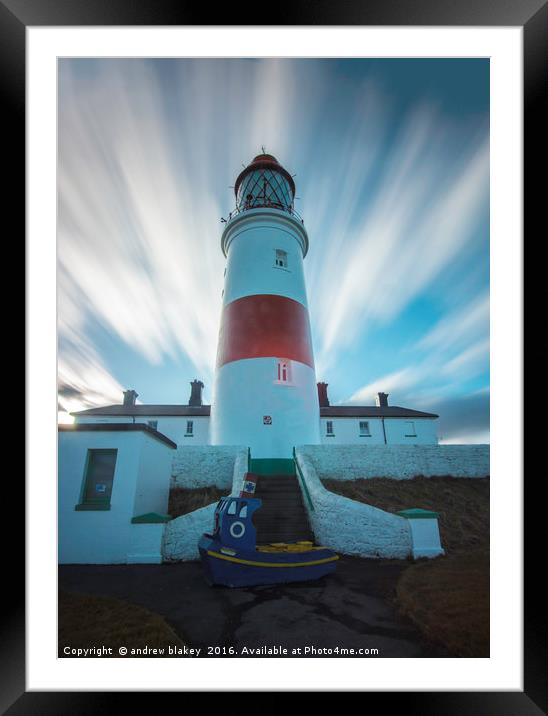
[292, 447, 315, 513]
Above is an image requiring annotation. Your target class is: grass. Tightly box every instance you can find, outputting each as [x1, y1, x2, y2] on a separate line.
[59, 590, 188, 657]
[322, 476, 490, 657]
[168, 486, 228, 519]
[322, 475, 489, 556]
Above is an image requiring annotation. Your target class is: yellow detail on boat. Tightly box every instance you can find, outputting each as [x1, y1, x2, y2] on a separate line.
[207, 550, 339, 568]
[256, 542, 326, 553]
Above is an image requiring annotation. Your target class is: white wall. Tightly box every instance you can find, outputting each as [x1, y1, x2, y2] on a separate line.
[75, 414, 438, 448]
[75, 415, 210, 445]
[212, 208, 319, 459]
[320, 417, 385, 444]
[126, 524, 166, 564]
[319, 417, 438, 445]
[174, 416, 209, 445]
[133, 434, 174, 517]
[384, 418, 438, 445]
[294, 449, 412, 559]
[162, 503, 217, 562]
[163, 447, 248, 561]
[221, 209, 309, 292]
[211, 358, 320, 458]
[58, 429, 174, 564]
[171, 445, 247, 489]
[299, 444, 490, 479]
[222, 219, 308, 304]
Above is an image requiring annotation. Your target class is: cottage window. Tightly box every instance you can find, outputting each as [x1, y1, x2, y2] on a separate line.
[76, 449, 117, 510]
[359, 421, 371, 436]
[405, 421, 417, 437]
[326, 421, 334, 436]
[185, 420, 194, 436]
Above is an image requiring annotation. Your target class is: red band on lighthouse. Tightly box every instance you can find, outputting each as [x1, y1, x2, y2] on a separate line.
[216, 294, 314, 369]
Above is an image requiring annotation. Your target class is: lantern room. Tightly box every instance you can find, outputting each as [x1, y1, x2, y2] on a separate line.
[234, 153, 296, 214]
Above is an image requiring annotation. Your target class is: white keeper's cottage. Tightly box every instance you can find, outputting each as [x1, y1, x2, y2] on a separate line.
[71, 383, 439, 448]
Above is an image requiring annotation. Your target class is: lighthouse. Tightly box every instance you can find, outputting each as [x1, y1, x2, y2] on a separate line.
[210, 153, 321, 458]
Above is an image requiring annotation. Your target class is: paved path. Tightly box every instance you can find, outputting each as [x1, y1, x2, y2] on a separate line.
[59, 556, 447, 657]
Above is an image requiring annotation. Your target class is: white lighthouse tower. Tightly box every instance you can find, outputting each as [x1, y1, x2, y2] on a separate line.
[210, 152, 321, 458]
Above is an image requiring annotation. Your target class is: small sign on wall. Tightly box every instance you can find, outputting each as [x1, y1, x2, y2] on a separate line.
[263, 415, 272, 425]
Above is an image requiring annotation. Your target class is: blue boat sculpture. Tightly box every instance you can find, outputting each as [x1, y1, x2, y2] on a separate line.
[198, 496, 338, 588]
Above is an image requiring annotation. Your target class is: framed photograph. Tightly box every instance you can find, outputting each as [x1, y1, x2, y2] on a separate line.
[13, 0, 541, 708]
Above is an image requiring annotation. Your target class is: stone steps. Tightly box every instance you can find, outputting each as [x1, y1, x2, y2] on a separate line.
[252, 474, 314, 544]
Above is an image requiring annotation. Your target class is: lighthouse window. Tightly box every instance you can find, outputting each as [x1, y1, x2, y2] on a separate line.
[185, 420, 194, 436]
[277, 359, 291, 383]
[359, 421, 371, 436]
[275, 249, 288, 268]
[326, 421, 334, 436]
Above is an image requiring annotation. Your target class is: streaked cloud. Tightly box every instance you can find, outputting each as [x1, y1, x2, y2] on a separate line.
[417, 291, 489, 352]
[57, 330, 125, 415]
[347, 368, 421, 405]
[344, 286, 490, 440]
[310, 107, 489, 371]
[58, 58, 489, 440]
[58, 60, 226, 382]
[442, 338, 490, 376]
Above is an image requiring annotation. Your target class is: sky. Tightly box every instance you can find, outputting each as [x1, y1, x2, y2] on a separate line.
[57, 58, 490, 443]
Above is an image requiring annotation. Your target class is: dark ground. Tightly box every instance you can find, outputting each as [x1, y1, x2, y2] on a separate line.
[321, 476, 490, 657]
[59, 556, 448, 658]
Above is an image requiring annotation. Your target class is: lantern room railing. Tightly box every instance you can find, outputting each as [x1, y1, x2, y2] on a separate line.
[222, 200, 304, 225]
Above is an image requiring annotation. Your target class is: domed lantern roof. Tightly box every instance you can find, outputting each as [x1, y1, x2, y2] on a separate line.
[234, 152, 296, 213]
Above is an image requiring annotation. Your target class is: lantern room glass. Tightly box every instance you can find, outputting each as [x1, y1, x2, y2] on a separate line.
[236, 168, 294, 213]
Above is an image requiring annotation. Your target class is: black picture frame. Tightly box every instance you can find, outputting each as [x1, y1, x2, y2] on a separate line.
[11, 0, 541, 710]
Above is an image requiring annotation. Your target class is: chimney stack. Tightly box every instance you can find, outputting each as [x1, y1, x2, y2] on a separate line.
[189, 379, 204, 406]
[122, 389, 138, 407]
[317, 382, 330, 407]
[376, 392, 389, 407]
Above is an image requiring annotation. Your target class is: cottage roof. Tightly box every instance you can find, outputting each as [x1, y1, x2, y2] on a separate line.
[319, 406, 438, 418]
[72, 405, 211, 417]
[72, 404, 437, 419]
[58, 422, 177, 448]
